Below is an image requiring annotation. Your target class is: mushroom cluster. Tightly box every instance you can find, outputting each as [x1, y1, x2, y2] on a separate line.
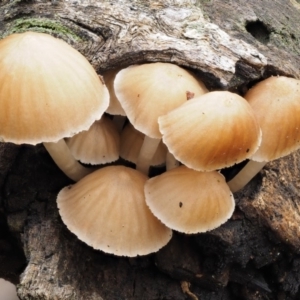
[1, 31, 299, 257]
[56, 63, 264, 256]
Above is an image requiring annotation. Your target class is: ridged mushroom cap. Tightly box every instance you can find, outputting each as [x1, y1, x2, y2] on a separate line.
[103, 68, 126, 116]
[66, 116, 120, 165]
[114, 62, 208, 138]
[145, 165, 235, 234]
[245, 76, 300, 161]
[120, 123, 167, 166]
[159, 91, 262, 171]
[57, 166, 172, 256]
[0, 31, 109, 145]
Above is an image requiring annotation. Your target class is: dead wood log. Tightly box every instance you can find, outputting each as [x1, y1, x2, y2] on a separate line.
[1, 0, 300, 299]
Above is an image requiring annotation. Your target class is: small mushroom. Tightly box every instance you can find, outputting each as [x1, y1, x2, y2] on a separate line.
[228, 76, 300, 192]
[114, 62, 208, 174]
[159, 91, 261, 172]
[57, 165, 172, 256]
[145, 165, 235, 233]
[66, 115, 120, 165]
[0, 32, 109, 181]
[102, 68, 127, 132]
[120, 123, 167, 166]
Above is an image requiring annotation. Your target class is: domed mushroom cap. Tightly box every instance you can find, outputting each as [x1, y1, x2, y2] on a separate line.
[66, 116, 120, 165]
[114, 62, 208, 138]
[145, 165, 235, 234]
[0, 31, 109, 145]
[159, 91, 261, 171]
[57, 166, 172, 256]
[245, 76, 300, 162]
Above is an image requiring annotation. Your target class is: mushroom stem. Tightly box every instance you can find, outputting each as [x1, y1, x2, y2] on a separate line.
[166, 151, 180, 171]
[136, 136, 161, 175]
[227, 160, 267, 192]
[112, 115, 126, 133]
[43, 139, 94, 181]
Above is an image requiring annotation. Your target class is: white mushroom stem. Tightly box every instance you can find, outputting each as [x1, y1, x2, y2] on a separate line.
[227, 160, 267, 193]
[112, 115, 127, 133]
[166, 151, 180, 171]
[136, 136, 161, 175]
[43, 139, 94, 181]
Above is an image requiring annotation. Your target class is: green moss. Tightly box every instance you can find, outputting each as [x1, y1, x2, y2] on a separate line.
[1, 18, 82, 41]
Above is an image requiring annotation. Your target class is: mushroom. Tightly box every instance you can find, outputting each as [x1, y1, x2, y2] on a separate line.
[158, 91, 262, 172]
[57, 165, 172, 256]
[114, 62, 208, 174]
[227, 76, 300, 192]
[102, 68, 127, 132]
[66, 115, 120, 165]
[145, 165, 235, 233]
[0, 32, 109, 181]
[120, 123, 167, 167]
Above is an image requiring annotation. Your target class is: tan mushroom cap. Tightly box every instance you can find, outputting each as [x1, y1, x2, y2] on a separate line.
[57, 166, 172, 256]
[114, 62, 208, 138]
[145, 165, 235, 234]
[103, 68, 126, 116]
[120, 123, 167, 166]
[0, 31, 109, 145]
[245, 76, 300, 162]
[66, 116, 120, 165]
[159, 91, 262, 171]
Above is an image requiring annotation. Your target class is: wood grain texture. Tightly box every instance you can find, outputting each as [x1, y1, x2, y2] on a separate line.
[1, 0, 300, 299]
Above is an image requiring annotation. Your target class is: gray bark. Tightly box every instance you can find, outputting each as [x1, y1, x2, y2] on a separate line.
[1, 0, 300, 299]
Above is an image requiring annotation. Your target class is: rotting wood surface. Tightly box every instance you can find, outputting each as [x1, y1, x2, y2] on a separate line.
[1, 0, 300, 299]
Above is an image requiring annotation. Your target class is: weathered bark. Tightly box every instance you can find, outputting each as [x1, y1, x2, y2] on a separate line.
[1, 0, 300, 299]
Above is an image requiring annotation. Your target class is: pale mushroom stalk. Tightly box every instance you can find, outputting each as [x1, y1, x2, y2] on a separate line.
[43, 139, 94, 181]
[166, 151, 180, 171]
[112, 115, 127, 133]
[227, 160, 266, 192]
[136, 136, 161, 174]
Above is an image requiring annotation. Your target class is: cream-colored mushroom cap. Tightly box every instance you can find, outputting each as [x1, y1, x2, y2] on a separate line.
[120, 123, 167, 166]
[159, 91, 261, 171]
[103, 68, 126, 116]
[145, 165, 235, 234]
[114, 62, 208, 138]
[245, 76, 300, 161]
[0, 31, 109, 145]
[57, 166, 172, 256]
[66, 116, 120, 165]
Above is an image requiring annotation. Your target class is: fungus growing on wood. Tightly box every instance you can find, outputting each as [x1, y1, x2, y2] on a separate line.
[228, 76, 300, 192]
[0, 31, 109, 181]
[114, 62, 208, 174]
[66, 116, 120, 165]
[57, 166, 172, 256]
[103, 68, 127, 132]
[159, 91, 261, 172]
[145, 165, 235, 233]
[120, 123, 167, 167]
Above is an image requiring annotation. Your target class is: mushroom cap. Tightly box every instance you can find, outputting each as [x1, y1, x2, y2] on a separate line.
[245, 76, 300, 162]
[0, 31, 109, 145]
[57, 165, 172, 256]
[114, 62, 208, 138]
[145, 165, 235, 234]
[159, 91, 262, 171]
[120, 123, 167, 166]
[66, 116, 120, 165]
[103, 68, 126, 116]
